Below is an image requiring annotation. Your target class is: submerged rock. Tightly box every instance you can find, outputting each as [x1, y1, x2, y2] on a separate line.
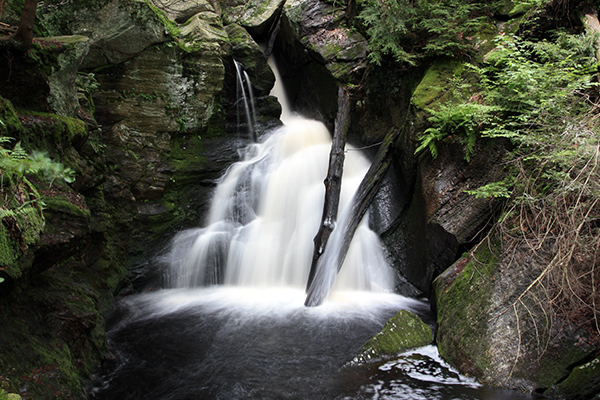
[349, 309, 432, 365]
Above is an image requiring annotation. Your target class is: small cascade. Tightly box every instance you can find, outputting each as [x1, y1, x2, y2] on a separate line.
[168, 118, 396, 294]
[233, 59, 258, 141]
[268, 55, 293, 124]
[168, 54, 397, 301]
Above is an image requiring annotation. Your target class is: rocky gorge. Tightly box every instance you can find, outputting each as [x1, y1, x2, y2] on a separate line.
[0, 0, 599, 399]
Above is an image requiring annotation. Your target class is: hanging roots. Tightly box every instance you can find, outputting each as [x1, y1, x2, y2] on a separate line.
[495, 112, 600, 345]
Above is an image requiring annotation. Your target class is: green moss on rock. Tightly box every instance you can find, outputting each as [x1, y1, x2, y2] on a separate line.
[433, 244, 497, 377]
[544, 356, 600, 399]
[350, 309, 432, 364]
[0, 97, 26, 138]
[0, 224, 18, 268]
[411, 58, 464, 110]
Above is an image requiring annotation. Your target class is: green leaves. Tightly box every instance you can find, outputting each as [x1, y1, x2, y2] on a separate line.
[416, 102, 500, 161]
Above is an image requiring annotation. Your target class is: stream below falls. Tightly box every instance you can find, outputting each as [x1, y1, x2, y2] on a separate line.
[87, 288, 543, 400]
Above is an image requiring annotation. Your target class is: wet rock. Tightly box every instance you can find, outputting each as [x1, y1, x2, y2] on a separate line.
[379, 57, 506, 296]
[285, 0, 367, 83]
[349, 309, 432, 365]
[221, 0, 286, 36]
[226, 24, 275, 97]
[544, 356, 600, 399]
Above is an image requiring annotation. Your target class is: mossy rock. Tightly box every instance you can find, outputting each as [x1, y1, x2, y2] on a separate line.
[0, 97, 26, 138]
[544, 356, 600, 399]
[433, 246, 497, 378]
[349, 309, 432, 365]
[434, 240, 598, 392]
[15, 111, 87, 157]
[411, 58, 465, 110]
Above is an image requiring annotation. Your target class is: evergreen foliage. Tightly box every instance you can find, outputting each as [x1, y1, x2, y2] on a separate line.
[357, 0, 493, 65]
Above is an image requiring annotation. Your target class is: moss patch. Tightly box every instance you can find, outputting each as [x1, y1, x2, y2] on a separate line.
[350, 310, 433, 364]
[433, 244, 497, 377]
[544, 356, 600, 399]
[0, 97, 26, 138]
[411, 58, 465, 110]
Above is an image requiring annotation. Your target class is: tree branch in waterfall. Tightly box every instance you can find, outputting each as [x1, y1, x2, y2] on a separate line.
[305, 86, 350, 292]
[305, 126, 401, 307]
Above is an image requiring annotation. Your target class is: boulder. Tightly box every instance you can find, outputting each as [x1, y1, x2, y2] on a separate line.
[434, 244, 598, 393]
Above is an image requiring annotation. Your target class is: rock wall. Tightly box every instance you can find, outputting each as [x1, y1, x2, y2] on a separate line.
[0, 0, 280, 398]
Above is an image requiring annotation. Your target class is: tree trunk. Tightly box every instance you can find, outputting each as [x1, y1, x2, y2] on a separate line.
[305, 86, 350, 292]
[305, 126, 401, 307]
[14, 0, 38, 51]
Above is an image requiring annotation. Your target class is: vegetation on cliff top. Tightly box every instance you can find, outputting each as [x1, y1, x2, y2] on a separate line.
[357, 0, 499, 66]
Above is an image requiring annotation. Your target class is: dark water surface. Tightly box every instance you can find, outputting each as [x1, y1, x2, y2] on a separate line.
[87, 288, 543, 400]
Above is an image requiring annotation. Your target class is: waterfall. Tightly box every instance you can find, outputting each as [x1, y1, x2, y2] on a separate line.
[234, 59, 257, 141]
[168, 118, 396, 295]
[168, 61, 397, 302]
[88, 51, 540, 400]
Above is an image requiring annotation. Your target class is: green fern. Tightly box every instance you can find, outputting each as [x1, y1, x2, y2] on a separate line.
[415, 102, 499, 161]
[0, 140, 75, 186]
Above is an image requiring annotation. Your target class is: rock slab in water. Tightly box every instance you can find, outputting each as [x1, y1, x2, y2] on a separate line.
[349, 309, 432, 365]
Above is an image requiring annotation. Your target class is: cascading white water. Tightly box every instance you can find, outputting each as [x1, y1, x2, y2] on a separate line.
[234, 60, 257, 141]
[168, 116, 396, 297]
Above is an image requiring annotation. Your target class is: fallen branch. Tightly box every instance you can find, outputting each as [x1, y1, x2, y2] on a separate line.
[305, 126, 401, 307]
[306, 86, 350, 292]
